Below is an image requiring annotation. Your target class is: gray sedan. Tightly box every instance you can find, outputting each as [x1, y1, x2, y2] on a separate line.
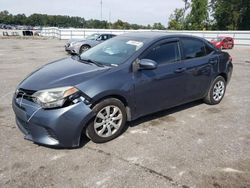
[65, 33, 116, 54]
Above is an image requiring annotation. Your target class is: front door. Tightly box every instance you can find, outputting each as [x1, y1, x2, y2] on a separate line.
[134, 39, 189, 117]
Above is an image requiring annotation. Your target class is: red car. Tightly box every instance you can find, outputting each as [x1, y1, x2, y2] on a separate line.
[211, 36, 234, 49]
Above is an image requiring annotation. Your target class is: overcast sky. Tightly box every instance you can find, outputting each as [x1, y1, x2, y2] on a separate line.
[1, 0, 184, 26]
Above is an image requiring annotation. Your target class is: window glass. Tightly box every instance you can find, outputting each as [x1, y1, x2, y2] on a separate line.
[182, 38, 206, 59]
[101, 35, 108, 40]
[86, 34, 100, 40]
[205, 43, 214, 55]
[81, 37, 144, 65]
[143, 42, 180, 64]
[109, 34, 115, 39]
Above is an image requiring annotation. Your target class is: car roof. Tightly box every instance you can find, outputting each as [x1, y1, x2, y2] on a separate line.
[98, 33, 116, 35]
[120, 31, 205, 42]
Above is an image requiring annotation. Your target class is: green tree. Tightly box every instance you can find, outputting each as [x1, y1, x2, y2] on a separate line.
[239, 0, 250, 30]
[152, 22, 165, 30]
[168, 8, 185, 30]
[212, 0, 250, 30]
[167, 0, 191, 30]
[112, 20, 130, 29]
[187, 0, 209, 30]
[0, 10, 165, 30]
[212, 0, 239, 30]
[0, 10, 13, 24]
[13, 14, 26, 25]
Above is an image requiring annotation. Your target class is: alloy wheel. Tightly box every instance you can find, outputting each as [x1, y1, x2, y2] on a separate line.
[213, 80, 225, 101]
[94, 105, 123, 138]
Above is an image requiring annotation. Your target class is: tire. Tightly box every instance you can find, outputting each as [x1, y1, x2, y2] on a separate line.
[86, 98, 127, 143]
[79, 45, 90, 54]
[204, 76, 226, 105]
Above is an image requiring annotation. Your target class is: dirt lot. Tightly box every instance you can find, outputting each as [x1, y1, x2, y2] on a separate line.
[0, 39, 249, 188]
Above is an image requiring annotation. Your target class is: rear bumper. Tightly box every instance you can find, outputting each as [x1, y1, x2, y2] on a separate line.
[12, 98, 95, 148]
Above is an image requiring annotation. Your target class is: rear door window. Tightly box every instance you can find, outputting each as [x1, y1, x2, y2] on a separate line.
[102, 35, 108, 40]
[109, 34, 115, 39]
[205, 43, 215, 55]
[181, 38, 206, 59]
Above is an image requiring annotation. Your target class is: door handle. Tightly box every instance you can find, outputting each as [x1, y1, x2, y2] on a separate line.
[174, 67, 186, 73]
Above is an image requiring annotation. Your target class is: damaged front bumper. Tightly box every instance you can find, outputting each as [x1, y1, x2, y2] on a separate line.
[12, 96, 95, 148]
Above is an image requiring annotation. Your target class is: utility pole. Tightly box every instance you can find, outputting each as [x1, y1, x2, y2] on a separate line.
[100, 0, 103, 21]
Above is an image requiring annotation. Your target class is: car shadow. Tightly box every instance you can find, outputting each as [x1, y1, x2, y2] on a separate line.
[40, 100, 203, 150]
[128, 100, 203, 128]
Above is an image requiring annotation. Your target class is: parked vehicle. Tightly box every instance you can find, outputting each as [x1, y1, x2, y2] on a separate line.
[65, 33, 116, 54]
[12, 32, 233, 147]
[211, 36, 234, 49]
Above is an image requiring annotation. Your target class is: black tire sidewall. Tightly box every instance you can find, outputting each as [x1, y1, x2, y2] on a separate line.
[86, 98, 127, 143]
[209, 76, 226, 105]
[80, 45, 90, 54]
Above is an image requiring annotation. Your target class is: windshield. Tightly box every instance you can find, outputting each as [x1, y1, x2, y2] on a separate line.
[86, 34, 100, 40]
[80, 36, 145, 66]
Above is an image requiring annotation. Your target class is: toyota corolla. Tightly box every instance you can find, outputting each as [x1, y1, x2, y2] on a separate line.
[12, 32, 233, 148]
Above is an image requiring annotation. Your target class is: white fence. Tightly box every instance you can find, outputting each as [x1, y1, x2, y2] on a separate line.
[40, 27, 250, 46]
[0, 27, 248, 46]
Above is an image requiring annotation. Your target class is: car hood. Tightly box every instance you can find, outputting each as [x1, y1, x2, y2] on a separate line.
[68, 39, 94, 44]
[19, 57, 110, 91]
[67, 39, 85, 43]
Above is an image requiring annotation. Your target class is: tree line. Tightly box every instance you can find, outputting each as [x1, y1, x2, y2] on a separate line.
[168, 0, 250, 30]
[0, 10, 165, 30]
[1, 0, 249, 31]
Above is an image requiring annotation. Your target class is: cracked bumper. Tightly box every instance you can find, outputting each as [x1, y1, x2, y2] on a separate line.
[12, 98, 95, 148]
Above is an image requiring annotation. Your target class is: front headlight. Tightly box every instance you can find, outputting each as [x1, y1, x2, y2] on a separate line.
[32, 86, 79, 109]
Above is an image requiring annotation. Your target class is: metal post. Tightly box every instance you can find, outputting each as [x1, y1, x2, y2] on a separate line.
[59, 29, 62, 40]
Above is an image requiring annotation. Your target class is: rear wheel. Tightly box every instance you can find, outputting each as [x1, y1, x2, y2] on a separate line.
[204, 76, 226, 105]
[86, 98, 127, 143]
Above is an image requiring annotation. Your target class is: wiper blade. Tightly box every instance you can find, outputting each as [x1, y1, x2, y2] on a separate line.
[80, 58, 104, 67]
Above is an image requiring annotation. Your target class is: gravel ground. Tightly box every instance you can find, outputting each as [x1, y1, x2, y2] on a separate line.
[0, 39, 249, 188]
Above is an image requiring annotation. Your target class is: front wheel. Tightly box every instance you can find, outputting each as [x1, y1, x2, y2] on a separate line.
[204, 76, 226, 105]
[79, 45, 90, 54]
[86, 98, 127, 143]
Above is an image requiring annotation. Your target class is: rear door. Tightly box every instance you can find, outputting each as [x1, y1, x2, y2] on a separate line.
[180, 38, 217, 101]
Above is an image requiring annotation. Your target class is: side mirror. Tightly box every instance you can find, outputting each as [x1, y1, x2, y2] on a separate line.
[138, 59, 157, 70]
